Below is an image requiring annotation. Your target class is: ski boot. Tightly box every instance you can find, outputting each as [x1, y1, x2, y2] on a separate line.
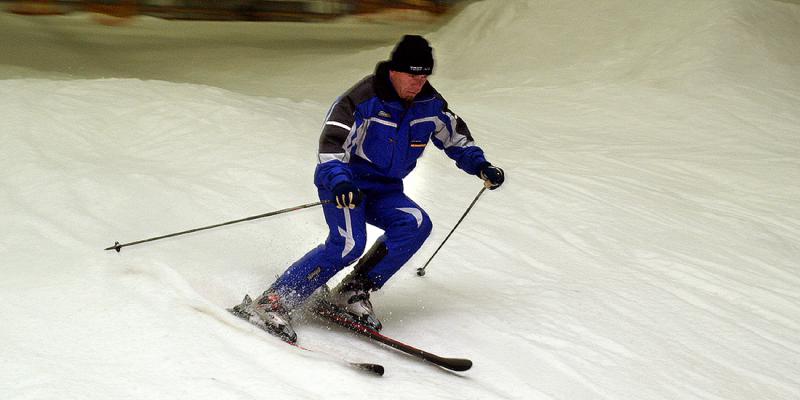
[230, 291, 297, 343]
[329, 272, 382, 331]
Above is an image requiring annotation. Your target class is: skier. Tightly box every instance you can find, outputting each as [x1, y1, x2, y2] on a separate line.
[234, 35, 505, 342]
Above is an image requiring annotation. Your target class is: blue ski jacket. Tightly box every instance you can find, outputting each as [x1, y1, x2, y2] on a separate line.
[314, 62, 489, 191]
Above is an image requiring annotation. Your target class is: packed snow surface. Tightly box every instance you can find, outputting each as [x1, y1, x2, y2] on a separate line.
[2, 1, 800, 399]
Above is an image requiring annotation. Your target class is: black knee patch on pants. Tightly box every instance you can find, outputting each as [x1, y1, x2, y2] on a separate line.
[353, 240, 389, 277]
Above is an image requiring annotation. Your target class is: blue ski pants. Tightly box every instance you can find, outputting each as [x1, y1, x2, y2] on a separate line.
[271, 180, 432, 308]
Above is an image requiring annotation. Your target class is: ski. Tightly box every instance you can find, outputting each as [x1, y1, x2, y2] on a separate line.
[279, 332, 385, 377]
[219, 296, 384, 377]
[314, 301, 472, 372]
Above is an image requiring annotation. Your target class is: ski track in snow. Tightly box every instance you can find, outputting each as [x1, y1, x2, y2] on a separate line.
[2, 0, 800, 399]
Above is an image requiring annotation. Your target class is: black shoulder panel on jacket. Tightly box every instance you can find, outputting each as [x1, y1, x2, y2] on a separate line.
[344, 73, 377, 107]
[318, 72, 377, 154]
[437, 93, 476, 143]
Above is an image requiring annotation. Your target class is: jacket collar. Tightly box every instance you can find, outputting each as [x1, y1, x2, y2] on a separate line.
[373, 61, 435, 104]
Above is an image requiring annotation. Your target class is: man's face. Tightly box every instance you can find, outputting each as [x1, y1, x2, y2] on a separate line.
[389, 70, 428, 101]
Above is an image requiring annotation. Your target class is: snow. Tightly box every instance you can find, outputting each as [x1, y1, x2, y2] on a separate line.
[2, 0, 800, 399]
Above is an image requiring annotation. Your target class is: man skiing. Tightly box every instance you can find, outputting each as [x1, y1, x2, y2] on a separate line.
[234, 35, 505, 342]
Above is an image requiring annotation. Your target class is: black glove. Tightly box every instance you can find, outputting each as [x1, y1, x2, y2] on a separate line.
[479, 163, 505, 190]
[332, 182, 363, 209]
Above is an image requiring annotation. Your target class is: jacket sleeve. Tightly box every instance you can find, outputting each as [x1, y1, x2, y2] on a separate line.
[314, 93, 359, 191]
[431, 102, 489, 176]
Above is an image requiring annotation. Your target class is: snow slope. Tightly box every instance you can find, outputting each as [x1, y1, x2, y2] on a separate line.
[2, 1, 800, 399]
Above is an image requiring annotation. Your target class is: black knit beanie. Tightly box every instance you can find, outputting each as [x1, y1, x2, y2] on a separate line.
[389, 35, 434, 75]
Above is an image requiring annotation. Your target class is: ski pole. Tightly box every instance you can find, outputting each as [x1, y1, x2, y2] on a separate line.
[417, 185, 488, 277]
[105, 200, 328, 252]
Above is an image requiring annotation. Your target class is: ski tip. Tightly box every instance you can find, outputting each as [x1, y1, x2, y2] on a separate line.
[442, 358, 472, 372]
[354, 363, 385, 376]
